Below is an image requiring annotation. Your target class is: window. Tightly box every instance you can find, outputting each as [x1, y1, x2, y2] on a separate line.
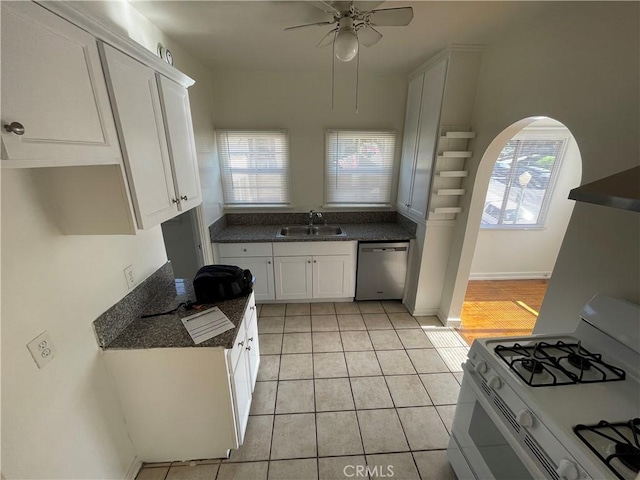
[325, 130, 396, 206]
[481, 136, 567, 228]
[216, 130, 290, 206]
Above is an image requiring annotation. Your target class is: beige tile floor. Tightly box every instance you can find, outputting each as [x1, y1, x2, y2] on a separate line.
[137, 301, 466, 480]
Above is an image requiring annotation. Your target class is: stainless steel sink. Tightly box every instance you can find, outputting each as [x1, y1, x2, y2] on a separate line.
[310, 225, 344, 236]
[278, 225, 312, 236]
[277, 225, 345, 238]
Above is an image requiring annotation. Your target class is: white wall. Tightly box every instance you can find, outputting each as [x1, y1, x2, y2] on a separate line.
[469, 124, 582, 279]
[210, 70, 407, 211]
[1, 170, 167, 479]
[438, 1, 640, 332]
[1, 3, 221, 479]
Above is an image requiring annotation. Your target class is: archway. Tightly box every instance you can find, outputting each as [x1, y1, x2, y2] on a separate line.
[450, 117, 582, 344]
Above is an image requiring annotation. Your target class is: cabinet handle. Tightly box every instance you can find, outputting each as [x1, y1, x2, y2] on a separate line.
[268, 261, 271, 264]
[314, 260, 316, 263]
[3, 122, 25, 135]
[237, 341, 244, 347]
[246, 346, 251, 351]
[248, 337, 254, 342]
[243, 248, 247, 252]
[307, 260, 311, 264]
[172, 198, 179, 204]
[181, 195, 188, 201]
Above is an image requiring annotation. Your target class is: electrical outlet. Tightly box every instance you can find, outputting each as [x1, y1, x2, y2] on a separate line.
[27, 331, 56, 369]
[124, 265, 136, 289]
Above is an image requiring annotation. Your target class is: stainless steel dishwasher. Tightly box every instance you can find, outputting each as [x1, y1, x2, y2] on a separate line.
[355, 242, 409, 301]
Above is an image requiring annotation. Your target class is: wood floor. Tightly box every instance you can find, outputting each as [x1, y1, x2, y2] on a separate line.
[458, 279, 549, 346]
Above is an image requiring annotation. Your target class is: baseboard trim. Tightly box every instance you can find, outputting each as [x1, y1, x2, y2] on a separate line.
[468, 272, 551, 280]
[124, 457, 142, 480]
[411, 307, 440, 317]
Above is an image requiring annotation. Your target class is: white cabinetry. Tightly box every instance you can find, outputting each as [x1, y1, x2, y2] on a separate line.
[228, 298, 259, 446]
[103, 293, 259, 461]
[274, 256, 313, 300]
[100, 44, 203, 229]
[1, 1, 203, 234]
[272, 242, 357, 301]
[0, 1, 121, 167]
[218, 243, 276, 302]
[157, 75, 202, 212]
[396, 57, 448, 223]
[100, 43, 178, 229]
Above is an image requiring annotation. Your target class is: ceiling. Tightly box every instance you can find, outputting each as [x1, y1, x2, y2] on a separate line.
[130, 1, 546, 74]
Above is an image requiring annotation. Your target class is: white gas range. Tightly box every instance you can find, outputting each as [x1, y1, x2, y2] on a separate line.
[447, 294, 640, 480]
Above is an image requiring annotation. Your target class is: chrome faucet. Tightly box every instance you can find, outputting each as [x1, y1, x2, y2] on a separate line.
[308, 210, 323, 226]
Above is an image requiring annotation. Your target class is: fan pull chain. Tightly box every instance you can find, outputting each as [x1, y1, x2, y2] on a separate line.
[355, 31, 360, 114]
[331, 30, 337, 110]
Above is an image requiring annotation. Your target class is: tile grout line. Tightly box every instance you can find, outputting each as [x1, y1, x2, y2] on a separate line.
[253, 302, 457, 478]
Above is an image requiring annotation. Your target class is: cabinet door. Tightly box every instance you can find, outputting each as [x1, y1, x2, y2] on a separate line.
[312, 255, 352, 299]
[397, 73, 424, 214]
[157, 75, 202, 212]
[0, 2, 121, 167]
[230, 352, 252, 446]
[245, 306, 260, 390]
[221, 256, 275, 302]
[274, 256, 313, 300]
[100, 44, 178, 229]
[410, 58, 448, 220]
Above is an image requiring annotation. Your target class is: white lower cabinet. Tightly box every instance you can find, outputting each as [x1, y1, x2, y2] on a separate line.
[223, 256, 275, 302]
[217, 243, 276, 302]
[274, 256, 313, 300]
[312, 255, 352, 298]
[273, 242, 357, 301]
[103, 293, 259, 461]
[215, 241, 357, 301]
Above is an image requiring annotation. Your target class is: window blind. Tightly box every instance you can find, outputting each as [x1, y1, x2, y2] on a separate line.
[216, 130, 290, 206]
[325, 130, 396, 206]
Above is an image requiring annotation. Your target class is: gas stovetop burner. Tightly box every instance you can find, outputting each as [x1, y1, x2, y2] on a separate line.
[521, 358, 544, 373]
[616, 443, 640, 473]
[575, 419, 640, 480]
[567, 352, 593, 370]
[494, 341, 626, 387]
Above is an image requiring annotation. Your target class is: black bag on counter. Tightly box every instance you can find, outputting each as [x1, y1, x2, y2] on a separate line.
[193, 265, 253, 303]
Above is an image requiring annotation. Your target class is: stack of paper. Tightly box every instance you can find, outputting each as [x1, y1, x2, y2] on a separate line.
[181, 307, 235, 345]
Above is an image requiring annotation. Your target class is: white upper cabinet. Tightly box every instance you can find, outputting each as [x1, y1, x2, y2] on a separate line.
[157, 76, 202, 212]
[100, 44, 178, 229]
[397, 57, 448, 223]
[397, 73, 424, 214]
[0, 1, 121, 167]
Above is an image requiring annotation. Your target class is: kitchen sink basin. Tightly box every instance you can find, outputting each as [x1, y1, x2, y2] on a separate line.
[277, 225, 346, 238]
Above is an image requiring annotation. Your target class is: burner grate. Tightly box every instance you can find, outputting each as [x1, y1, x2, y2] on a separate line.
[574, 419, 640, 480]
[494, 341, 626, 387]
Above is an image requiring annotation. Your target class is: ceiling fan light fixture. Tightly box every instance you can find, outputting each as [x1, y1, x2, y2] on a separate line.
[334, 27, 358, 62]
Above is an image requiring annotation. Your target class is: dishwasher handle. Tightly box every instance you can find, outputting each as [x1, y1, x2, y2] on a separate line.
[362, 247, 408, 253]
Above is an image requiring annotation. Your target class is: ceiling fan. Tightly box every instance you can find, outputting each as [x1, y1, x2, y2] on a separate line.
[284, 1, 414, 62]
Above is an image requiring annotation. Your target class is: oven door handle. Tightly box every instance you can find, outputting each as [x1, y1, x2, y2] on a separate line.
[454, 362, 548, 480]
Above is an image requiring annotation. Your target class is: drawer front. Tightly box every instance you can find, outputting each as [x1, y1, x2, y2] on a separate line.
[218, 242, 273, 258]
[272, 241, 355, 257]
[229, 317, 247, 373]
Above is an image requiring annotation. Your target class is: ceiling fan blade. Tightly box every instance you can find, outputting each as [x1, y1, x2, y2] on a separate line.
[309, 1, 342, 16]
[368, 7, 414, 26]
[316, 29, 338, 48]
[284, 20, 336, 31]
[357, 25, 382, 47]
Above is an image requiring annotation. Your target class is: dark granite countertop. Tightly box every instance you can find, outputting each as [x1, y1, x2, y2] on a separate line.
[105, 279, 250, 350]
[211, 223, 415, 243]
